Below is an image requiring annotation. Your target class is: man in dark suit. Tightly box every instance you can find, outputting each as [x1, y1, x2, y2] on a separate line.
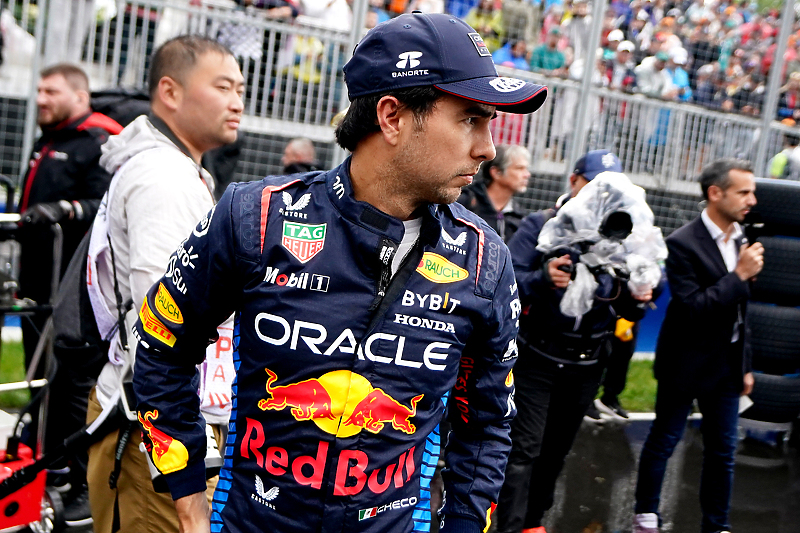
[633, 159, 763, 533]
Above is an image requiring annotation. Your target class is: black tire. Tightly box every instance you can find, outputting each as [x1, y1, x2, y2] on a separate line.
[27, 486, 65, 533]
[748, 303, 800, 374]
[749, 178, 800, 237]
[751, 236, 800, 306]
[741, 373, 800, 424]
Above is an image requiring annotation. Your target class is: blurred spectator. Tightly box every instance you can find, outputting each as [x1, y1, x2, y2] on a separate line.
[608, 40, 637, 92]
[493, 40, 531, 71]
[777, 72, 800, 121]
[540, 4, 565, 42]
[300, 0, 351, 30]
[635, 51, 673, 99]
[562, 0, 593, 63]
[44, 0, 94, 65]
[503, 0, 542, 44]
[531, 27, 566, 76]
[368, 0, 392, 23]
[693, 63, 719, 108]
[627, 9, 654, 54]
[604, 28, 624, 60]
[768, 128, 800, 179]
[457, 144, 530, 242]
[282, 137, 318, 174]
[465, 0, 504, 53]
[665, 47, 692, 101]
[407, 0, 444, 13]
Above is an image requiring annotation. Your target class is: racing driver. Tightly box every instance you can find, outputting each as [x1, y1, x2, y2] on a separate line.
[132, 12, 547, 533]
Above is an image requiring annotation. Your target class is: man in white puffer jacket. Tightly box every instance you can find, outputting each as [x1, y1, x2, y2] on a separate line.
[85, 35, 244, 533]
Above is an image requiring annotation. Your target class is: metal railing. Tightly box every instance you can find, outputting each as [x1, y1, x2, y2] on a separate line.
[1, 0, 799, 192]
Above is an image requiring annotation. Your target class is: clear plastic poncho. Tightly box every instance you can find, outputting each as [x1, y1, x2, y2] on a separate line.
[536, 171, 667, 317]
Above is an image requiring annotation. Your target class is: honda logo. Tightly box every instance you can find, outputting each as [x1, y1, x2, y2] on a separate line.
[396, 51, 423, 69]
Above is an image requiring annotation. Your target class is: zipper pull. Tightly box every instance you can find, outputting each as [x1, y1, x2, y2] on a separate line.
[369, 238, 397, 311]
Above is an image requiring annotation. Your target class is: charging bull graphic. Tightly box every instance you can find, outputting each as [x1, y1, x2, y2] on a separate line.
[138, 410, 189, 474]
[258, 368, 336, 421]
[257, 369, 423, 437]
[344, 390, 423, 434]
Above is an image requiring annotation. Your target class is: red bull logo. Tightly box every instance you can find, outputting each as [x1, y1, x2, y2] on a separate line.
[240, 417, 417, 497]
[258, 369, 423, 438]
[138, 410, 189, 474]
[258, 368, 335, 421]
[344, 390, 423, 435]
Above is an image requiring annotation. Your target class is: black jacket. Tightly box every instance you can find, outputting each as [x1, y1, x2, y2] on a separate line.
[654, 217, 752, 394]
[508, 209, 646, 363]
[17, 111, 122, 304]
[457, 181, 524, 243]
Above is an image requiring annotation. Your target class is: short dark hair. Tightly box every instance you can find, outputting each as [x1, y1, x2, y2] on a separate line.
[786, 133, 800, 147]
[40, 63, 89, 93]
[334, 86, 443, 152]
[699, 158, 753, 200]
[148, 35, 234, 98]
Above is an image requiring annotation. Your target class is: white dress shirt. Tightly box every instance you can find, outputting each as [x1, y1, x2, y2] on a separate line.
[701, 208, 743, 342]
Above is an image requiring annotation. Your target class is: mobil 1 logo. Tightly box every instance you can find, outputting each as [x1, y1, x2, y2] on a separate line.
[264, 266, 329, 292]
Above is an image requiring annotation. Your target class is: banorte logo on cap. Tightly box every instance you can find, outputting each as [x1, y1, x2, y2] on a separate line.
[396, 51, 423, 69]
[489, 77, 526, 93]
[258, 368, 423, 437]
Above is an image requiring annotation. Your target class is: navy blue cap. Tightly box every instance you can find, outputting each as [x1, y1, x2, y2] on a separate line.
[573, 150, 622, 181]
[343, 13, 547, 114]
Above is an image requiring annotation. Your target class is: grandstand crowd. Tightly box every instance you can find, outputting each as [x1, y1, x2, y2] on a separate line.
[364, 0, 800, 121]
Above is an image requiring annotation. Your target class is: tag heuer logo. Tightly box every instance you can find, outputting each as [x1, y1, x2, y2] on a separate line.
[282, 221, 326, 263]
[416, 252, 469, 284]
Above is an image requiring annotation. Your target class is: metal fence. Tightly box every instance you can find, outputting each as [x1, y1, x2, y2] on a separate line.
[2, 0, 800, 228]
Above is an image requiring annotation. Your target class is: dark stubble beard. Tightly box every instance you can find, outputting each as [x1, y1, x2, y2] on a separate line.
[389, 133, 470, 207]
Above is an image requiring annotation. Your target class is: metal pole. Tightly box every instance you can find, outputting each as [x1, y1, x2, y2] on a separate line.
[330, 0, 369, 168]
[565, 0, 607, 182]
[753, 0, 795, 177]
[19, 0, 48, 189]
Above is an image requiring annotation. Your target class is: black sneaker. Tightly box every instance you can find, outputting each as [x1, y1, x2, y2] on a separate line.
[597, 397, 629, 420]
[46, 467, 71, 494]
[583, 402, 605, 424]
[63, 484, 93, 528]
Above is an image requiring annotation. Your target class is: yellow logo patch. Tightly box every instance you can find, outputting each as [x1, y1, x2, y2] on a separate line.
[155, 283, 183, 324]
[140, 299, 176, 347]
[416, 252, 468, 284]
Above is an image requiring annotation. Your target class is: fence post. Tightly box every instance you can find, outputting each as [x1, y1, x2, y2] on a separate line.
[564, 0, 607, 182]
[753, 0, 795, 177]
[330, 0, 368, 168]
[18, 0, 48, 188]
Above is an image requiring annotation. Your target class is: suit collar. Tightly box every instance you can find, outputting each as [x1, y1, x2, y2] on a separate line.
[692, 216, 729, 277]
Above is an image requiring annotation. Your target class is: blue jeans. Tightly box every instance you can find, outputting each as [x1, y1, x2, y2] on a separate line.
[635, 382, 740, 533]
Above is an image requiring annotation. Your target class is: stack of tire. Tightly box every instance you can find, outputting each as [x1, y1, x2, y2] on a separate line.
[740, 178, 800, 432]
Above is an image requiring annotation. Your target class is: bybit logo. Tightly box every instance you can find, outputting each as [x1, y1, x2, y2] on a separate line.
[396, 51, 423, 69]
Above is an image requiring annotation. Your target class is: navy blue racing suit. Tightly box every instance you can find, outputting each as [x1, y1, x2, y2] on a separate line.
[132, 158, 521, 533]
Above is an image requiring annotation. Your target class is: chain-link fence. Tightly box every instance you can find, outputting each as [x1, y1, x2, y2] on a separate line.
[3, 0, 800, 232]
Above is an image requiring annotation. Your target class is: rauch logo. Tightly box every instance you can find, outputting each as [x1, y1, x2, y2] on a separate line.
[416, 252, 468, 284]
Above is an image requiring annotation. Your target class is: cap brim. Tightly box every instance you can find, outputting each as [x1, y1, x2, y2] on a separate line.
[434, 77, 548, 114]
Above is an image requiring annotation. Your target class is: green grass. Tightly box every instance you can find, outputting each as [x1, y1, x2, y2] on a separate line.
[600, 359, 657, 413]
[0, 341, 31, 409]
